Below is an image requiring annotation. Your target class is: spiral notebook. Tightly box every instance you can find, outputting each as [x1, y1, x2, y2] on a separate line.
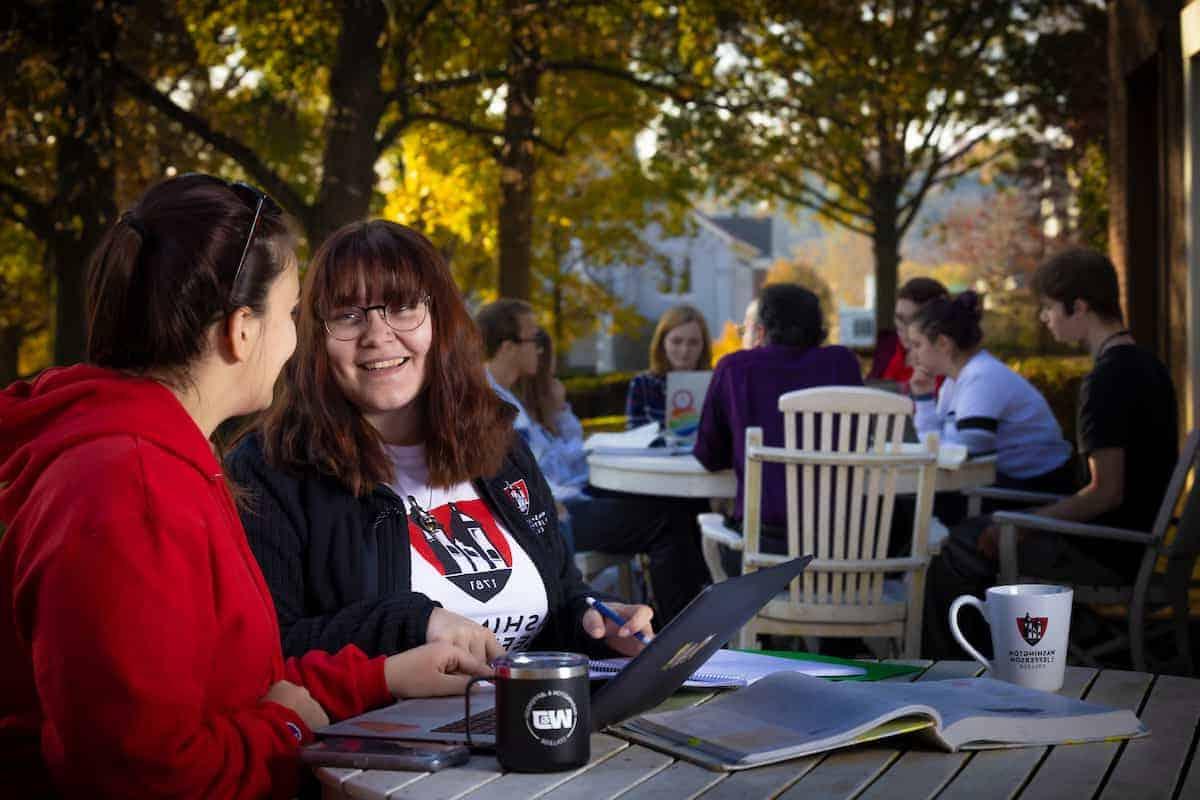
[589, 648, 865, 688]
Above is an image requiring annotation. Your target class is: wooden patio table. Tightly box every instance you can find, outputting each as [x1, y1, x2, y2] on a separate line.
[316, 658, 1198, 799]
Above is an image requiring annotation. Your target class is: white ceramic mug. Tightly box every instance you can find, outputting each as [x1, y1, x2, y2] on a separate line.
[949, 584, 1073, 691]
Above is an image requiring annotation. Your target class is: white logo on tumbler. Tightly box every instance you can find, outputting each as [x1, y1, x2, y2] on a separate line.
[525, 690, 579, 747]
[531, 708, 574, 730]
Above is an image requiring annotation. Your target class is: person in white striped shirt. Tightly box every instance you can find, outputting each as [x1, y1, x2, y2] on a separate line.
[907, 291, 1076, 501]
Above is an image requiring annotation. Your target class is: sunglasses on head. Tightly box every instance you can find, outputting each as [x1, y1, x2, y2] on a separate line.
[226, 181, 282, 298]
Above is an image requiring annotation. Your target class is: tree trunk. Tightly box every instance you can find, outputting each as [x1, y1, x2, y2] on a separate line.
[50, 0, 118, 365]
[497, 6, 542, 300]
[871, 199, 902, 336]
[308, 0, 390, 245]
[0, 327, 21, 386]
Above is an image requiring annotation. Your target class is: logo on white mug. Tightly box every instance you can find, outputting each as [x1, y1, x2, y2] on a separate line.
[1016, 612, 1049, 647]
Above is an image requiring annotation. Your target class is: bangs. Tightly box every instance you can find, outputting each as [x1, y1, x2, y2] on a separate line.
[313, 226, 428, 314]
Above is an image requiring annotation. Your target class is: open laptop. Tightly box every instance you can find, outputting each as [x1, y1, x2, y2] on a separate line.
[665, 370, 713, 441]
[318, 556, 812, 746]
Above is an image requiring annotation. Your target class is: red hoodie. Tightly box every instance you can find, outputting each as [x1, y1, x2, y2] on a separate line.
[0, 365, 391, 798]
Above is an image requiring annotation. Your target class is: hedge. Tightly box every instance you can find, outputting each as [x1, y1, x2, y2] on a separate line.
[568, 356, 1093, 445]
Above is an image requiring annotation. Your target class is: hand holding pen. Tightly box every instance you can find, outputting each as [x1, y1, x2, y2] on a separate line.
[583, 596, 654, 656]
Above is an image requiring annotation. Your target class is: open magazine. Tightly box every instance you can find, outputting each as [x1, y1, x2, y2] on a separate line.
[616, 672, 1146, 771]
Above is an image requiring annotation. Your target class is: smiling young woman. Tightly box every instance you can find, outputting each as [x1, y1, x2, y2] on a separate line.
[228, 220, 653, 669]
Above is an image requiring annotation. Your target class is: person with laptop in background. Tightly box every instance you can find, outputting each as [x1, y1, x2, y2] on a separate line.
[478, 300, 711, 624]
[625, 304, 713, 429]
[695, 283, 864, 576]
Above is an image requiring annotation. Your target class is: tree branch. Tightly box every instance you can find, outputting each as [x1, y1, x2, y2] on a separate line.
[111, 61, 310, 223]
[0, 180, 52, 238]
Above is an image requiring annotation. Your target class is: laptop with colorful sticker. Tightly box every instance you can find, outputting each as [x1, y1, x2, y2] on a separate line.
[317, 556, 813, 746]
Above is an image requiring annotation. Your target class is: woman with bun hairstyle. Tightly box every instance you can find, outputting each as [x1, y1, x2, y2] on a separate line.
[907, 291, 1076, 496]
[626, 304, 712, 428]
[0, 175, 489, 798]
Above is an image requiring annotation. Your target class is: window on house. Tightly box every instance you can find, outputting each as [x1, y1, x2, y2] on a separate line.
[657, 256, 692, 296]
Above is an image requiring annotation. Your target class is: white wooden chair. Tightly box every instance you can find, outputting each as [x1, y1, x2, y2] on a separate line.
[698, 386, 939, 657]
[993, 430, 1200, 674]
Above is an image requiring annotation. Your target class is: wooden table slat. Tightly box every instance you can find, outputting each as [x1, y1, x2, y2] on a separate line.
[455, 733, 628, 800]
[370, 754, 503, 800]
[540, 744, 672, 799]
[318, 766, 363, 794]
[615, 759, 726, 800]
[777, 745, 900, 800]
[1100, 673, 1200, 800]
[341, 768, 428, 800]
[692, 758, 820, 800]
[1016, 668, 1154, 800]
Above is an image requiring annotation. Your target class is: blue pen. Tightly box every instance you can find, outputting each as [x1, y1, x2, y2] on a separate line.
[585, 596, 650, 644]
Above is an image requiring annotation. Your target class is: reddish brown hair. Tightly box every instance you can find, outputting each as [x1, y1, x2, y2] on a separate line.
[648, 304, 712, 375]
[259, 220, 514, 495]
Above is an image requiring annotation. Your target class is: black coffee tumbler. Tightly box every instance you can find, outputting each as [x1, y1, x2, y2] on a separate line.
[466, 651, 591, 772]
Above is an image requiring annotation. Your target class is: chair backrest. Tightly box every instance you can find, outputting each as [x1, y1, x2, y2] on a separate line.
[740, 386, 938, 608]
[1157, 430, 1200, 555]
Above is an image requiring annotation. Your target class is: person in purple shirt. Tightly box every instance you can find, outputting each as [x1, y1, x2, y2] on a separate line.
[694, 283, 863, 571]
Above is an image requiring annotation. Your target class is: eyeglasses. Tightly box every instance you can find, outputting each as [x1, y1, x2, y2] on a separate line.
[510, 336, 542, 347]
[227, 182, 281, 300]
[324, 296, 431, 341]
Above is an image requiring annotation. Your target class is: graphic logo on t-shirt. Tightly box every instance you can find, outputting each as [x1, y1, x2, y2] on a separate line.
[406, 496, 513, 602]
[502, 479, 530, 514]
[1016, 612, 1048, 647]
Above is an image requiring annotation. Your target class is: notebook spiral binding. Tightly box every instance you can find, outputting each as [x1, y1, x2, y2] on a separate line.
[589, 663, 741, 684]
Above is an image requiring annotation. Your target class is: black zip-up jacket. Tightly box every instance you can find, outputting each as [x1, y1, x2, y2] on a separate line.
[227, 433, 616, 660]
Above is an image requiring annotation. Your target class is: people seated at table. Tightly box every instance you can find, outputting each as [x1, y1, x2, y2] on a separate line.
[867, 276, 949, 393]
[694, 283, 864, 570]
[478, 300, 710, 623]
[0, 176, 490, 798]
[626, 303, 713, 429]
[922, 249, 1178, 659]
[228, 221, 654, 668]
[908, 290, 1077, 509]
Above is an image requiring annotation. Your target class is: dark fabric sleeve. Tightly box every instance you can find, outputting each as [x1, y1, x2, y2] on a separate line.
[625, 374, 648, 429]
[508, 439, 620, 658]
[693, 361, 733, 471]
[1077, 367, 1128, 456]
[838, 346, 866, 385]
[227, 440, 439, 659]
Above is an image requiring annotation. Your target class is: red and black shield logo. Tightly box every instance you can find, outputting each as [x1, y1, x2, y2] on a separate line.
[503, 479, 530, 514]
[1016, 612, 1049, 646]
[408, 499, 513, 602]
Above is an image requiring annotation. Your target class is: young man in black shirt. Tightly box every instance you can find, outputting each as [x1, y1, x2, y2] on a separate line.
[922, 248, 1178, 658]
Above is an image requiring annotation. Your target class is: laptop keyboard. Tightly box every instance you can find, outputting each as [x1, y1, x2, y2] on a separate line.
[432, 707, 497, 735]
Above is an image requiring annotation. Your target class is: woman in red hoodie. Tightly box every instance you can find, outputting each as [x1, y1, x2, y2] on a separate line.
[0, 174, 490, 798]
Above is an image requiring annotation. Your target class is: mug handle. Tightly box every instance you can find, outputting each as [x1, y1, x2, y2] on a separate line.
[463, 675, 489, 749]
[948, 595, 993, 673]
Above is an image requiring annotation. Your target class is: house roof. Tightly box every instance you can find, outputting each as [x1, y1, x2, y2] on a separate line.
[706, 215, 773, 259]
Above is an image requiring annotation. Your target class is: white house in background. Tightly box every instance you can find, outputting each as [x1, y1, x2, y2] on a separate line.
[563, 211, 775, 373]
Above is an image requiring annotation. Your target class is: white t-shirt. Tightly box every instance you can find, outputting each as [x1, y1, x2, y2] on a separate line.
[387, 444, 549, 651]
[913, 349, 1071, 480]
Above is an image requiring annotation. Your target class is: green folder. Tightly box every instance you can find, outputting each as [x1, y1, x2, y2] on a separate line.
[736, 649, 923, 682]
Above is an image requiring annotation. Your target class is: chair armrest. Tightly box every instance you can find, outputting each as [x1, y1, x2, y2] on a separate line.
[961, 487, 1067, 505]
[990, 511, 1156, 545]
[697, 512, 738, 584]
[698, 513, 743, 550]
